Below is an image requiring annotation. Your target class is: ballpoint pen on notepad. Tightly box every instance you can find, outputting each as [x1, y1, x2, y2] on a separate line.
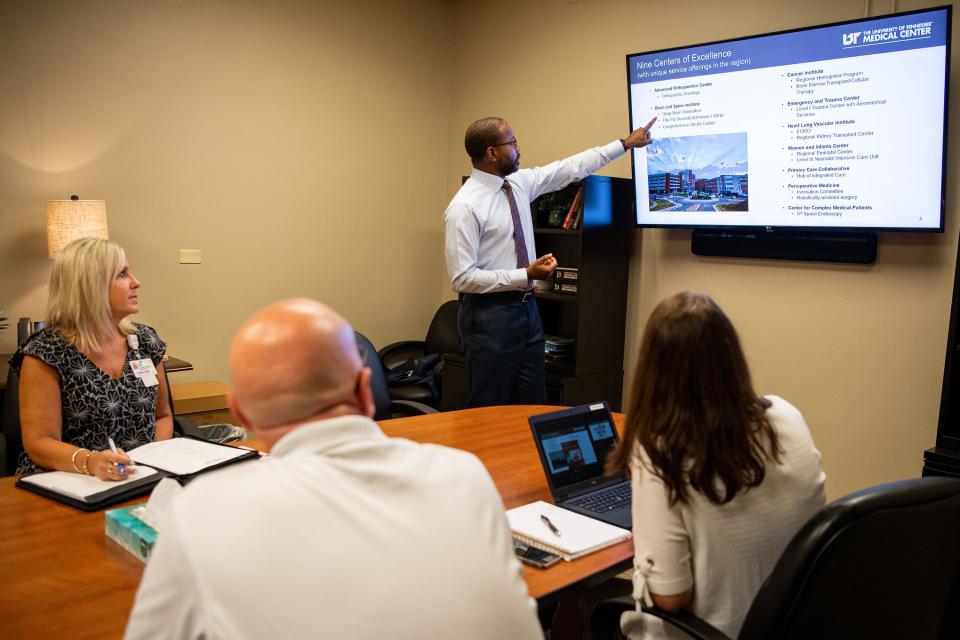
[541, 514, 562, 537]
[106, 437, 127, 476]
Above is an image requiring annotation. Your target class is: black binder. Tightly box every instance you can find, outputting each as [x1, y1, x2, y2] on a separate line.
[15, 438, 259, 511]
[16, 468, 171, 511]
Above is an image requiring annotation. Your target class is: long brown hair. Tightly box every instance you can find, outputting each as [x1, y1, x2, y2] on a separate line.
[606, 291, 781, 505]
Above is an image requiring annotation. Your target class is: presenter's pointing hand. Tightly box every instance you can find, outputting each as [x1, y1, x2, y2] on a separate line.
[622, 116, 658, 150]
[527, 254, 558, 280]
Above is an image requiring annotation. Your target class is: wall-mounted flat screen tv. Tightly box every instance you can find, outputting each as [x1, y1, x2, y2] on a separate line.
[626, 6, 950, 231]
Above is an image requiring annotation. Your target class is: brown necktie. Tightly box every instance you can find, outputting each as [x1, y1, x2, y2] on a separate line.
[501, 181, 531, 285]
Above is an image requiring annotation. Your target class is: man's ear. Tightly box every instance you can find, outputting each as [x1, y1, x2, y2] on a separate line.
[228, 393, 254, 431]
[356, 367, 376, 418]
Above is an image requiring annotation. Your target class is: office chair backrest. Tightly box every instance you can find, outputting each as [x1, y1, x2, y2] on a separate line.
[2, 366, 23, 476]
[739, 476, 960, 639]
[355, 332, 392, 421]
[423, 300, 460, 356]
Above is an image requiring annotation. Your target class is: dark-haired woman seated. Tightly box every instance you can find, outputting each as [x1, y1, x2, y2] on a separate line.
[608, 291, 826, 639]
[12, 237, 173, 480]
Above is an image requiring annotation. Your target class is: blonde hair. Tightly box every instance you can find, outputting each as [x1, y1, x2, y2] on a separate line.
[47, 237, 135, 353]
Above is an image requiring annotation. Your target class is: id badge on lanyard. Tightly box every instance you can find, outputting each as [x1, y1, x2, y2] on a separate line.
[128, 334, 159, 387]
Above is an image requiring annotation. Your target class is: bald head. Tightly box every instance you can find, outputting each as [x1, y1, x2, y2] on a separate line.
[229, 299, 369, 432]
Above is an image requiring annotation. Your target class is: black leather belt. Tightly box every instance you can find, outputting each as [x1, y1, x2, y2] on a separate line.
[460, 289, 535, 303]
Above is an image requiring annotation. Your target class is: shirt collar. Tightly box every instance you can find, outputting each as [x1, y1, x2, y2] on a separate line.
[271, 414, 385, 458]
[470, 167, 507, 193]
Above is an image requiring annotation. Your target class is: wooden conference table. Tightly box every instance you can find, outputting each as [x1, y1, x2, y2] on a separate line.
[0, 405, 633, 639]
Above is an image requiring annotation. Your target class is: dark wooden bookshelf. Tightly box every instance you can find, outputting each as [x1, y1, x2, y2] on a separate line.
[534, 175, 633, 410]
[926, 228, 960, 478]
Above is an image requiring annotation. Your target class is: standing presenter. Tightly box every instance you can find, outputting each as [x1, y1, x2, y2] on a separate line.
[444, 116, 657, 407]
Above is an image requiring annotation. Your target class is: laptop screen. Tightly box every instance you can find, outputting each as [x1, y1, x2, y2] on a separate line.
[530, 403, 621, 492]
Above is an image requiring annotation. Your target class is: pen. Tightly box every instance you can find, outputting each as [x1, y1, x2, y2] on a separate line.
[107, 437, 126, 476]
[541, 514, 562, 537]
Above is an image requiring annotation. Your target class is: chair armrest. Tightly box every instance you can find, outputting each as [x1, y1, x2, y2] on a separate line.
[590, 595, 633, 639]
[378, 340, 426, 370]
[389, 399, 438, 417]
[440, 351, 467, 367]
[640, 603, 731, 640]
[591, 596, 731, 640]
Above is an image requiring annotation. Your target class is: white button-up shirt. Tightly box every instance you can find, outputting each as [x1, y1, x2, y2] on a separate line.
[444, 140, 625, 294]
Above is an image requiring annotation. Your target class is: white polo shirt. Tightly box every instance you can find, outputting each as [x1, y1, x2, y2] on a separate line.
[125, 415, 542, 640]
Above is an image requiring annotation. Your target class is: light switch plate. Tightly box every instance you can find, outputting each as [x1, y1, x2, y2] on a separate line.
[179, 249, 202, 264]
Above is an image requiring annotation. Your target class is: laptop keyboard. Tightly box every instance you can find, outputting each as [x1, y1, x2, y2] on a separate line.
[569, 483, 631, 512]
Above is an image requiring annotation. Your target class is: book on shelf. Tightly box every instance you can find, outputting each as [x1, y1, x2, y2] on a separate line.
[561, 183, 585, 230]
[544, 335, 574, 354]
[16, 437, 259, 511]
[507, 500, 631, 561]
[544, 354, 574, 369]
[570, 197, 584, 230]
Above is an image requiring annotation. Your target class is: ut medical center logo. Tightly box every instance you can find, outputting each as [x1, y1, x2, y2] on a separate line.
[842, 21, 934, 47]
[842, 31, 862, 46]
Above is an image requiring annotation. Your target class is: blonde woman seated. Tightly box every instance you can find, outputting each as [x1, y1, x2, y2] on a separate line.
[11, 238, 173, 480]
[607, 291, 827, 639]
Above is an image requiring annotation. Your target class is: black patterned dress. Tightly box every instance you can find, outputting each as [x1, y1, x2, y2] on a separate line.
[10, 323, 167, 476]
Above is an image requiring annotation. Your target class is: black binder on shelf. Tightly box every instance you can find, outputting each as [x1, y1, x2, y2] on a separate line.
[15, 438, 259, 511]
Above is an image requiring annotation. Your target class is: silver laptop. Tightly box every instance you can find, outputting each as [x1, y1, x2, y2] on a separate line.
[528, 402, 632, 529]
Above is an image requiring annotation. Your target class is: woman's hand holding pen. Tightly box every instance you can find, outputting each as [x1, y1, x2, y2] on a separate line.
[88, 448, 133, 481]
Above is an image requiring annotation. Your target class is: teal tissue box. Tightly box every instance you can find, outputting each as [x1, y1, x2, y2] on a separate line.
[105, 505, 158, 562]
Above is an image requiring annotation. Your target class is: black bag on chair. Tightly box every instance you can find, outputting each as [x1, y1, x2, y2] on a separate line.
[385, 354, 441, 400]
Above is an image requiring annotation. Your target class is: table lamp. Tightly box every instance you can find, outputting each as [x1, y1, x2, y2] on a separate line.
[46, 195, 108, 259]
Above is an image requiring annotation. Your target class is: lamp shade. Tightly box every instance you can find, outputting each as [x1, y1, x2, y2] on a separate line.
[46, 199, 108, 259]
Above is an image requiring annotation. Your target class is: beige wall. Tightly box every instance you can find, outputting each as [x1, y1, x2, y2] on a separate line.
[444, 0, 958, 499]
[0, 0, 453, 380]
[1, 0, 955, 500]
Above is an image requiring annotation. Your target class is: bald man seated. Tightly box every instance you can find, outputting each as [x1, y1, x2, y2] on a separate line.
[124, 299, 543, 640]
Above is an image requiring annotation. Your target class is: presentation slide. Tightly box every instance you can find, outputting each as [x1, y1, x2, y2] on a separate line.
[627, 8, 949, 229]
[543, 428, 598, 474]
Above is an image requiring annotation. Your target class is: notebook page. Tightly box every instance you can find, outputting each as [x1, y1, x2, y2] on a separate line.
[129, 439, 249, 475]
[19, 465, 160, 502]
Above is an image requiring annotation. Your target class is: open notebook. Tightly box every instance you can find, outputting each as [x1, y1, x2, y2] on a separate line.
[16, 437, 258, 511]
[507, 500, 631, 561]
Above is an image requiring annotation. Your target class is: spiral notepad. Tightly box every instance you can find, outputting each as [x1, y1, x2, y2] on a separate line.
[506, 501, 631, 561]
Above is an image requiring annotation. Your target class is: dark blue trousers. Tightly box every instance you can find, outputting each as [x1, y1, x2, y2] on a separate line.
[458, 294, 547, 407]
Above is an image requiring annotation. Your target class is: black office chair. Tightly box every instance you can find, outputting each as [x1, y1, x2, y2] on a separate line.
[160, 366, 243, 443]
[355, 332, 436, 421]
[1, 366, 23, 477]
[590, 476, 960, 640]
[1, 322, 37, 476]
[378, 300, 461, 408]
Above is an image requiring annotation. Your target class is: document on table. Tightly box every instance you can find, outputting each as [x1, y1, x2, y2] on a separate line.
[129, 438, 253, 476]
[507, 500, 631, 561]
[18, 465, 161, 502]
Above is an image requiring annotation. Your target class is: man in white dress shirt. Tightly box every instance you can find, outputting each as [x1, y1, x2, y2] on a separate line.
[444, 116, 656, 407]
[125, 298, 543, 640]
